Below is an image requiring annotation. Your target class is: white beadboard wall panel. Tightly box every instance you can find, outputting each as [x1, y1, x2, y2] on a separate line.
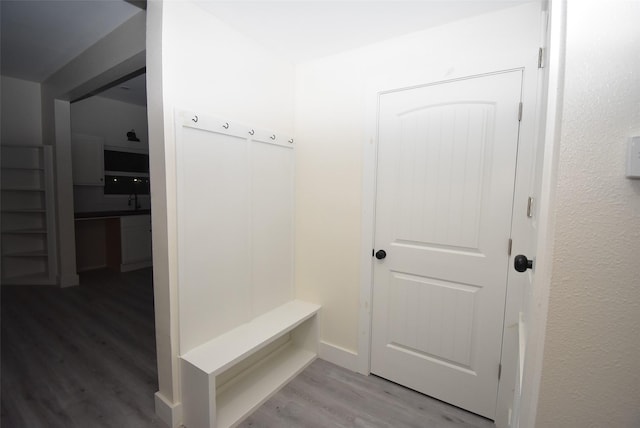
[176, 112, 295, 354]
[177, 125, 252, 353]
[250, 141, 295, 318]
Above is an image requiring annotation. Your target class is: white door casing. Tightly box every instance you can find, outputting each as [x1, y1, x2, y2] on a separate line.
[371, 70, 524, 419]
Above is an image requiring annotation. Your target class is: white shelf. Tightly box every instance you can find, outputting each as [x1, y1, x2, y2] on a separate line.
[1, 228, 48, 235]
[1, 209, 46, 213]
[181, 299, 320, 428]
[182, 300, 320, 376]
[1, 166, 44, 171]
[0, 145, 57, 284]
[217, 345, 315, 428]
[1, 187, 44, 192]
[3, 250, 48, 258]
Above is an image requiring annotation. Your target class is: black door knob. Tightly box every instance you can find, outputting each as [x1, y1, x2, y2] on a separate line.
[514, 255, 533, 272]
[375, 249, 387, 260]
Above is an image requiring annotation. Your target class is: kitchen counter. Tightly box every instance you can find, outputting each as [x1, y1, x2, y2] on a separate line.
[74, 209, 151, 220]
[74, 211, 152, 273]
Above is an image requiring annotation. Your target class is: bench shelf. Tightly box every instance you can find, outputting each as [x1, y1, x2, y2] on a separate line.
[181, 300, 320, 428]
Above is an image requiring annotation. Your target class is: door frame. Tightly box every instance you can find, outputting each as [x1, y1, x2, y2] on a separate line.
[357, 12, 552, 426]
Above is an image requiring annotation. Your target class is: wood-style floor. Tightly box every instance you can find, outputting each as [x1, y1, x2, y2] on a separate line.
[2, 268, 494, 428]
[1, 268, 164, 428]
[241, 359, 494, 428]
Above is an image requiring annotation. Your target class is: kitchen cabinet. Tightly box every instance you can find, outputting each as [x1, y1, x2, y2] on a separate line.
[76, 212, 152, 273]
[119, 214, 152, 272]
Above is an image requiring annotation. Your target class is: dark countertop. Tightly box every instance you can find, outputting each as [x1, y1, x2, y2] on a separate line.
[74, 209, 151, 220]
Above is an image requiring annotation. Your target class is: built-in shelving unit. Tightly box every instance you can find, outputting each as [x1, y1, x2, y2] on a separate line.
[181, 300, 320, 428]
[1, 145, 57, 285]
[175, 111, 314, 427]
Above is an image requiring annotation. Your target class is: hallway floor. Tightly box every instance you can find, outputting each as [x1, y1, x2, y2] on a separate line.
[241, 358, 494, 428]
[1, 268, 163, 428]
[1, 268, 494, 428]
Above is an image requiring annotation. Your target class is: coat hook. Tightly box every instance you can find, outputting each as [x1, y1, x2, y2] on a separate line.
[223, 122, 229, 129]
[249, 129, 255, 135]
[192, 115, 198, 123]
[288, 139, 294, 144]
[270, 134, 276, 140]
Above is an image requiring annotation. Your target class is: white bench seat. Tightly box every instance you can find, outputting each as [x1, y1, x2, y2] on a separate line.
[181, 300, 320, 428]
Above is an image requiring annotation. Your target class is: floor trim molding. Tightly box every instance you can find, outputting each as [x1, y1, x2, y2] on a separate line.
[155, 391, 183, 428]
[59, 272, 80, 288]
[318, 341, 359, 372]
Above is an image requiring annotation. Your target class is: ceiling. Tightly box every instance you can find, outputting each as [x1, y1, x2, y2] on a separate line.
[91, 72, 148, 107]
[199, 1, 532, 64]
[1, 1, 530, 106]
[0, 0, 142, 83]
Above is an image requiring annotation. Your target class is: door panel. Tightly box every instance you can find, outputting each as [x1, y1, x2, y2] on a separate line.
[371, 71, 523, 419]
[395, 102, 494, 251]
[387, 271, 478, 369]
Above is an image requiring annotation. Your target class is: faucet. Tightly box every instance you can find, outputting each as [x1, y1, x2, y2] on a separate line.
[128, 192, 140, 210]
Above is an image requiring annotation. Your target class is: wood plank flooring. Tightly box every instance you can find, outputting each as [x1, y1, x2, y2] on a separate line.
[2, 268, 494, 428]
[240, 358, 494, 428]
[1, 268, 165, 428]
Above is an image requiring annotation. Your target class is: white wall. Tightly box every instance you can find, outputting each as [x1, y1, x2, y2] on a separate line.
[161, 3, 294, 134]
[147, 1, 295, 423]
[71, 95, 148, 149]
[535, 2, 640, 427]
[1, 76, 43, 145]
[294, 3, 542, 357]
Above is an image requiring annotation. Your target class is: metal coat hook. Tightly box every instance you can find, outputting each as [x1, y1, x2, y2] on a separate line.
[249, 129, 255, 136]
[192, 115, 198, 123]
[223, 122, 229, 129]
[270, 134, 276, 140]
[288, 139, 294, 144]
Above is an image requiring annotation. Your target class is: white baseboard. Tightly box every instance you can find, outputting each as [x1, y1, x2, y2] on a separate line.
[318, 341, 359, 372]
[76, 263, 107, 273]
[59, 272, 79, 288]
[155, 391, 183, 428]
[121, 260, 152, 272]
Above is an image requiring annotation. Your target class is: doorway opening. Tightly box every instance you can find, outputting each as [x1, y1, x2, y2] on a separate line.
[70, 70, 153, 275]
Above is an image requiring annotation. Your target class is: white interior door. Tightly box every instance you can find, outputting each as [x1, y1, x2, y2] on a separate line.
[371, 70, 523, 419]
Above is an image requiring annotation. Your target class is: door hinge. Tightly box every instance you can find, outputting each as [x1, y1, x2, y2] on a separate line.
[527, 196, 534, 218]
[518, 102, 523, 122]
[508, 239, 513, 256]
[498, 363, 502, 380]
[538, 47, 545, 69]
